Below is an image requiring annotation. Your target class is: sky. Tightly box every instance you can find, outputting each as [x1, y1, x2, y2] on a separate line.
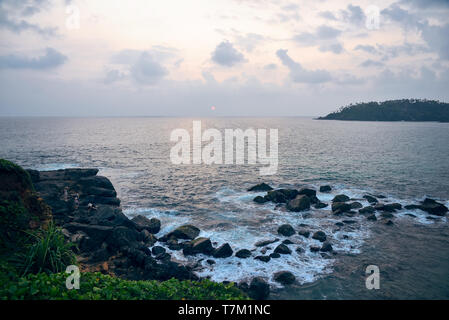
[0, 0, 448, 116]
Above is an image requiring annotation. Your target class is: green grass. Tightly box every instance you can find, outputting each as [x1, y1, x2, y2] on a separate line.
[0, 271, 248, 300]
[0, 158, 34, 191]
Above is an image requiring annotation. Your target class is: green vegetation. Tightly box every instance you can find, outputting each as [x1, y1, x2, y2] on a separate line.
[0, 271, 247, 300]
[0, 158, 34, 191]
[318, 99, 449, 122]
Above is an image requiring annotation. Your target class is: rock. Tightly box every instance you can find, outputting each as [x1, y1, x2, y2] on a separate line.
[363, 195, 378, 204]
[298, 229, 310, 238]
[367, 214, 377, 221]
[375, 203, 402, 212]
[265, 189, 299, 203]
[312, 231, 326, 242]
[359, 206, 375, 214]
[163, 225, 200, 241]
[273, 271, 295, 285]
[206, 259, 216, 265]
[253, 196, 268, 204]
[332, 194, 350, 202]
[255, 239, 278, 247]
[235, 249, 252, 259]
[335, 222, 344, 227]
[298, 188, 316, 198]
[151, 246, 166, 256]
[295, 247, 304, 254]
[131, 215, 161, 234]
[274, 244, 292, 255]
[248, 183, 273, 192]
[108, 226, 143, 250]
[375, 194, 386, 199]
[183, 237, 214, 256]
[213, 243, 233, 258]
[384, 220, 394, 226]
[278, 224, 295, 237]
[350, 202, 363, 209]
[248, 277, 270, 300]
[282, 239, 294, 245]
[320, 185, 332, 193]
[286, 195, 311, 212]
[269, 252, 281, 258]
[419, 198, 448, 216]
[255, 255, 271, 263]
[310, 246, 321, 252]
[309, 196, 320, 204]
[381, 212, 394, 219]
[332, 202, 352, 213]
[320, 242, 333, 252]
[314, 202, 328, 209]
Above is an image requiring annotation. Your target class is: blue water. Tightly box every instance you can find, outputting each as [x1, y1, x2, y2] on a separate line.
[1, 117, 448, 292]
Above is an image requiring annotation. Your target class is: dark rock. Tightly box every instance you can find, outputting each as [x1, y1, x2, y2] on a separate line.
[183, 237, 214, 256]
[359, 206, 375, 214]
[309, 196, 320, 204]
[273, 271, 295, 285]
[310, 246, 321, 252]
[274, 244, 292, 255]
[163, 225, 200, 241]
[350, 202, 363, 209]
[282, 239, 294, 245]
[255, 255, 271, 263]
[151, 246, 166, 256]
[419, 198, 448, 216]
[335, 222, 344, 227]
[332, 202, 352, 213]
[385, 220, 394, 226]
[286, 195, 310, 212]
[131, 215, 161, 234]
[295, 247, 304, 254]
[314, 202, 328, 209]
[255, 239, 278, 247]
[248, 183, 273, 192]
[265, 189, 299, 203]
[269, 252, 281, 258]
[298, 188, 316, 198]
[332, 194, 350, 202]
[342, 220, 356, 224]
[108, 226, 143, 250]
[367, 214, 377, 221]
[375, 203, 402, 212]
[278, 224, 295, 237]
[381, 212, 394, 219]
[206, 259, 216, 265]
[312, 231, 326, 242]
[253, 196, 268, 204]
[298, 229, 310, 238]
[235, 249, 252, 259]
[213, 243, 233, 258]
[248, 277, 270, 300]
[320, 242, 333, 252]
[363, 195, 378, 204]
[319, 185, 332, 193]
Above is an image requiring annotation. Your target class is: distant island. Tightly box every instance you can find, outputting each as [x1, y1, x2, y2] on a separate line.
[317, 99, 449, 122]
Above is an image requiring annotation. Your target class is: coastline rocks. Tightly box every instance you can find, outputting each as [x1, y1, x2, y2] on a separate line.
[273, 271, 295, 285]
[255, 239, 278, 247]
[310, 246, 321, 252]
[350, 202, 363, 209]
[278, 224, 295, 237]
[265, 189, 299, 203]
[235, 249, 252, 259]
[253, 196, 268, 204]
[298, 230, 310, 238]
[405, 198, 448, 216]
[312, 231, 327, 242]
[286, 195, 311, 212]
[298, 188, 316, 198]
[248, 277, 270, 300]
[332, 194, 350, 203]
[248, 183, 273, 192]
[363, 195, 378, 204]
[213, 243, 233, 258]
[162, 225, 200, 241]
[332, 202, 352, 214]
[151, 246, 166, 257]
[359, 206, 375, 214]
[255, 255, 271, 263]
[183, 237, 214, 256]
[367, 214, 377, 221]
[314, 202, 328, 209]
[274, 244, 292, 255]
[131, 215, 161, 234]
[375, 203, 402, 212]
[319, 185, 332, 193]
[320, 242, 333, 252]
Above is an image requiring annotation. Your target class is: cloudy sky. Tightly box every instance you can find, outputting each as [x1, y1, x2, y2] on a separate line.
[0, 0, 448, 116]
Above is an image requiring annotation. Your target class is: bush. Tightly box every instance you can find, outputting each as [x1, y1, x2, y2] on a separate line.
[10, 223, 76, 276]
[0, 271, 248, 300]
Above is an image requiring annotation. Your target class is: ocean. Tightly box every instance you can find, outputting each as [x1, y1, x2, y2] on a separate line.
[1, 117, 448, 299]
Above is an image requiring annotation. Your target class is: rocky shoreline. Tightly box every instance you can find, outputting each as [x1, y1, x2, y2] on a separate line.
[26, 169, 448, 299]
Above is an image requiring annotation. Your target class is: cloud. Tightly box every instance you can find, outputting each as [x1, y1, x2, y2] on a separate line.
[354, 44, 379, 54]
[276, 49, 332, 83]
[234, 33, 265, 52]
[293, 25, 344, 54]
[103, 69, 126, 84]
[0, 48, 67, 70]
[130, 52, 168, 85]
[340, 4, 365, 26]
[400, 0, 449, 8]
[264, 63, 277, 70]
[211, 41, 246, 67]
[318, 11, 337, 21]
[360, 59, 384, 68]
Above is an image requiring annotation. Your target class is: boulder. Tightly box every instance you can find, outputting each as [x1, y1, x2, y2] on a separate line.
[255, 239, 278, 247]
[108, 226, 143, 250]
[319, 185, 332, 193]
[163, 225, 200, 240]
[183, 237, 214, 256]
[277, 224, 295, 237]
[332, 194, 350, 202]
[151, 246, 166, 256]
[253, 196, 268, 204]
[312, 231, 326, 242]
[419, 198, 448, 216]
[359, 206, 375, 214]
[314, 202, 328, 209]
[248, 183, 273, 192]
[298, 230, 310, 238]
[381, 212, 394, 219]
[310, 246, 321, 252]
[270, 252, 281, 258]
[363, 195, 378, 204]
[332, 202, 352, 213]
[350, 202, 363, 209]
[274, 244, 292, 255]
[213, 243, 233, 258]
[320, 242, 333, 252]
[265, 189, 299, 203]
[248, 277, 270, 300]
[298, 188, 316, 198]
[286, 195, 311, 212]
[375, 203, 402, 212]
[131, 215, 161, 234]
[282, 239, 294, 245]
[235, 249, 252, 259]
[255, 255, 271, 263]
[367, 214, 377, 221]
[273, 271, 295, 285]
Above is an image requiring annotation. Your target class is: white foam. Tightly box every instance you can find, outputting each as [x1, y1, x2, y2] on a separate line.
[32, 163, 80, 171]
